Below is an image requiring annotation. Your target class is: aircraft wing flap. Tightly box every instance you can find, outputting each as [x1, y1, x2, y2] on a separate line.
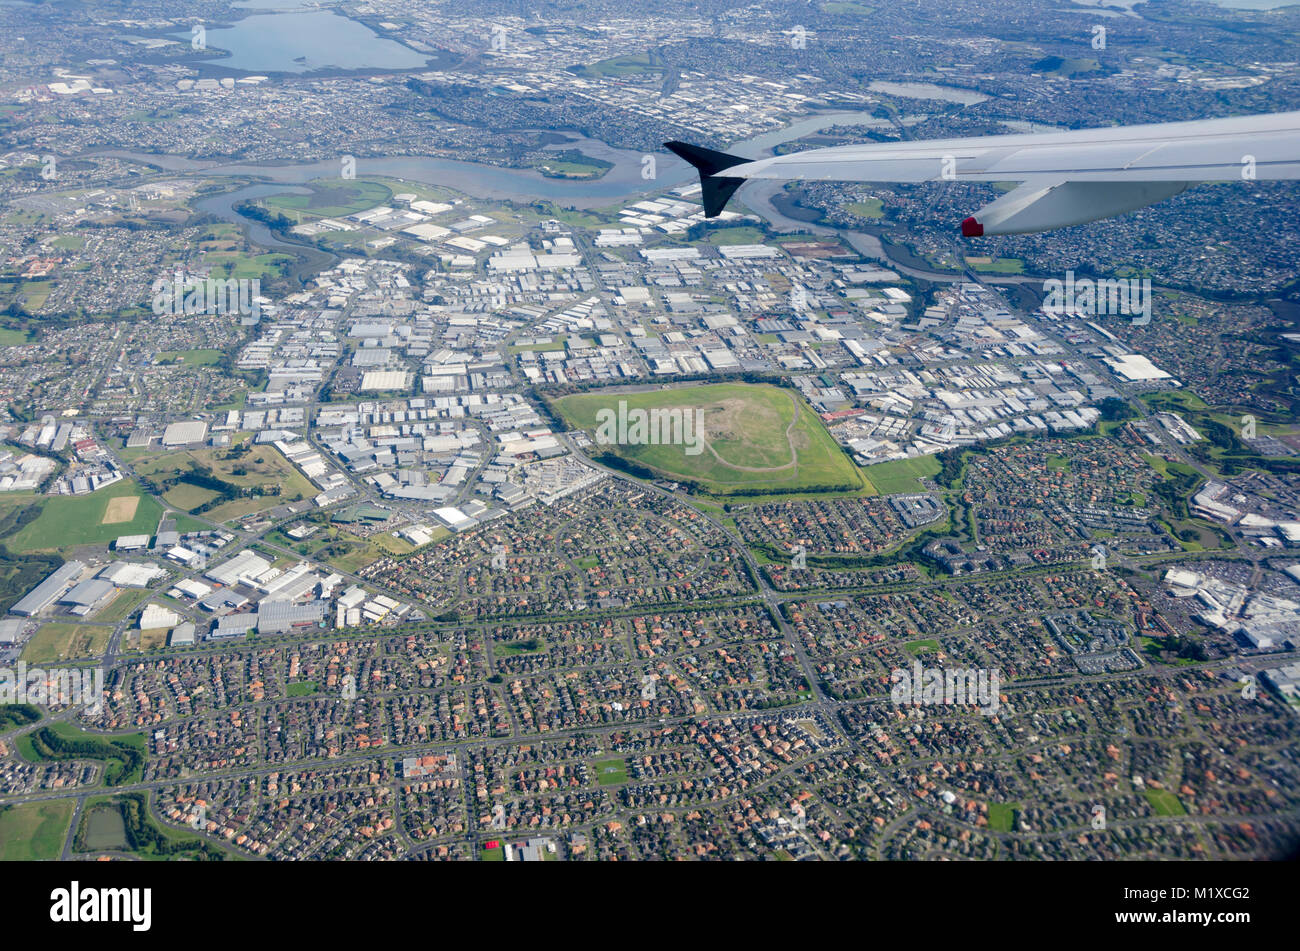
[964, 179, 1190, 236]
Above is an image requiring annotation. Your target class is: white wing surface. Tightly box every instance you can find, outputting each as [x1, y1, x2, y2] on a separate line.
[665, 111, 1300, 235]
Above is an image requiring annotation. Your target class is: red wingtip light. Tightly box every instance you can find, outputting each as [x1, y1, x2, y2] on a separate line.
[960, 216, 984, 238]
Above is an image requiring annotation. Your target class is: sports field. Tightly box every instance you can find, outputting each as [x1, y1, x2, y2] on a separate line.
[862, 455, 941, 494]
[553, 383, 869, 497]
[0, 800, 74, 860]
[4, 480, 162, 553]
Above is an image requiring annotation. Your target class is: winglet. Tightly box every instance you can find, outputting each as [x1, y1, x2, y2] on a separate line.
[664, 141, 750, 217]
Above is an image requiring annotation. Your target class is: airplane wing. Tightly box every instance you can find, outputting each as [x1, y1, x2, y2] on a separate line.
[664, 111, 1300, 235]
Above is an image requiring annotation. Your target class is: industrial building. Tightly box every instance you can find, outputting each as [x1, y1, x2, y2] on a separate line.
[11, 561, 85, 616]
[256, 600, 328, 634]
[59, 578, 117, 616]
[162, 420, 209, 446]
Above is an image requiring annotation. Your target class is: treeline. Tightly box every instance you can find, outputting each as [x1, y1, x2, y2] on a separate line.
[591, 451, 856, 498]
[27, 728, 143, 787]
[934, 446, 969, 490]
[1099, 397, 1135, 422]
[142, 463, 281, 514]
[1150, 465, 1202, 520]
[0, 704, 41, 730]
[234, 199, 295, 237]
[538, 371, 797, 400]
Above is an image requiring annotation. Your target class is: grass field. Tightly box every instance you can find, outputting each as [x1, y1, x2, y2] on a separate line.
[862, 455, 939, 494]
[965, 256, 1025, 274]
[904, 638, 941, 655]
[132, 440, 316, 522]
[264, 179, 394, 220]
[570, 52, 665, 78]
[703, 225, 769, 246]
[372, 532, 417, 556]
[0, 800, 74, 860]
[1143, 787, 1186, 817]
[156, 348, 222, 366]
[122, 627, 170, 652]
[5, 480, 162, 553]
[204, 250, 292, 282]
[592, 758, 630, 786]
[325, 533, 406, 574]
[822, 1, 874, 13]
[554, 383, 867, 497]
[537, 152, 611, 180]
[845, 199, 884, 218]
[22, 622, 113, 663]
[988, 802, 1018, 833]
[162, 482, 221, 511]
[93, 587, 151, 624]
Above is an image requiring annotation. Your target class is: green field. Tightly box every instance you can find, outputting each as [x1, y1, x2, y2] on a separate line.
[157, 348, 222, 366]
[0, 800, 74, 860]
[571, 52, 665, 78]
[592, 758, 629, 786]
[1032, 56, 1102, 78]
[537, 150, 612, 180]
[93, 587, 151, 624]
[988, 802, 1018, 833]
[496, 638, 545, 656]
[845, 199, 884, 219]
[704, 226, 769, 246]
[204, 251, 292, 282]
[904, 638, 941, 655]
[821, 1, 874, 13]
[132, 440, 316, 523]
[554, 383, 868, 497]
[162, 482, 221, 511]
[965, 256, 1025, 274]
[22, 622, 113, 663]
[862, 455, 939, 494]
[264, 179, 394, 220]
[1143, 787, 1186, 817]
[5, 480, 162, 553]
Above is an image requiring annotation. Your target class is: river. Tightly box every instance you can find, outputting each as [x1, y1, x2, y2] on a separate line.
[92, 108, 986, 282]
